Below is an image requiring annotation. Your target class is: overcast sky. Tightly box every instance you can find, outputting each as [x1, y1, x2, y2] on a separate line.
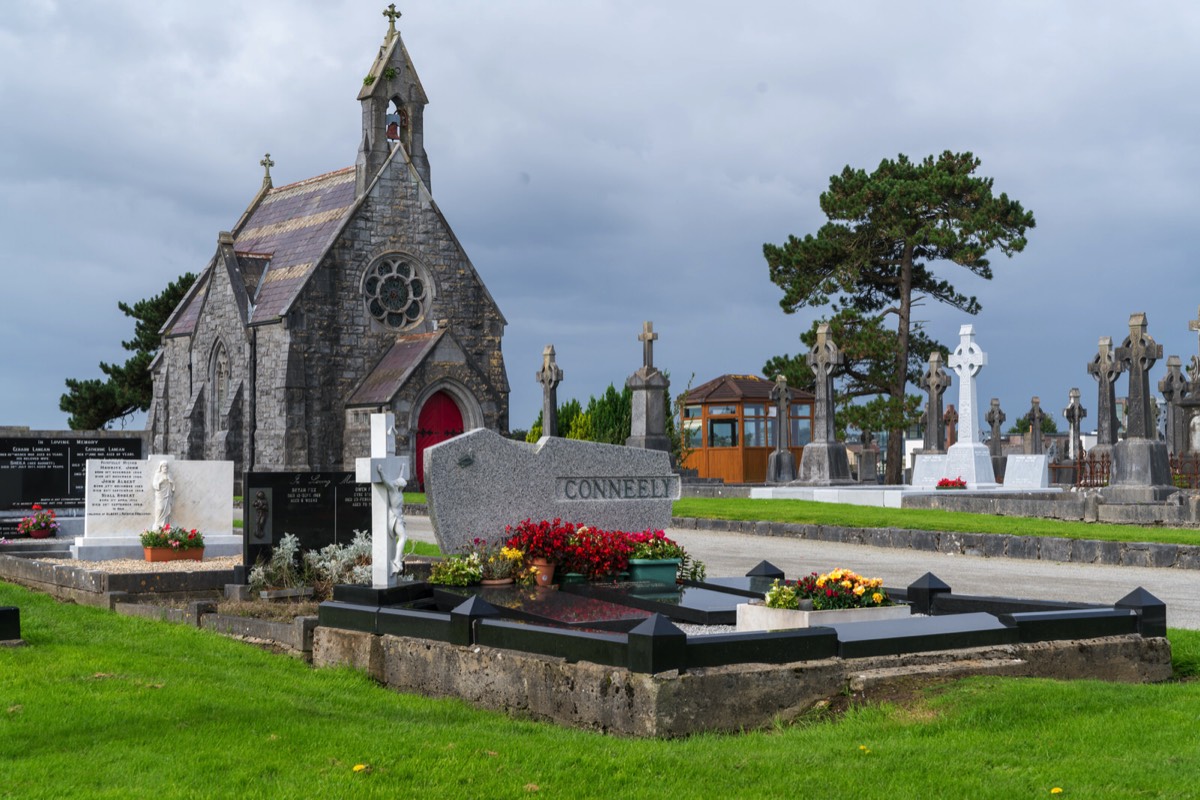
[3, 1, 1199, 438]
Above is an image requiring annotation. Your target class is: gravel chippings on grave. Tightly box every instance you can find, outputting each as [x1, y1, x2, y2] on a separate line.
[677, 622, 738, 636]
[40, 555, 241, 574]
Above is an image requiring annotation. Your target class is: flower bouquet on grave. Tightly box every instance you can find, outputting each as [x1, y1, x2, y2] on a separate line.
[16, 504, 59, 538]
[470, 538, 524, 583]
[765, 569, 892, 611]
[139, 524, 205, 550]
[936, 476, 968, 490]
[428, 551, 484, 586]
[560, 526, 633, 582]
[626, 530, 706, 583]
[504, 518, 579, 587]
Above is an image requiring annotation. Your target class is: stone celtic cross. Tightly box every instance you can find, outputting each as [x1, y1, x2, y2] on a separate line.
[383, 3, 401, 39]
[1026, 396, 1045, 455]
[1087, 336, 1124, 449]
[356, 413, 408, 587]
[1159, 355, 1187, 455]
[536, 344, 564, 437]
[943, 404, 959, 448]
[1063, 388, 1087, 459]
[1115, 313, 1162, 440]
[770, 374, 791, 452]
[947, 324, 987, 446]
[807, 323, 843, 445]
[985, 398, 1006, 458]
[920, 351, 951, 451]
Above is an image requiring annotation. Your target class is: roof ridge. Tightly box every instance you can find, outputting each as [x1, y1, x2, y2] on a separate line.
[268, 166, 355, 193]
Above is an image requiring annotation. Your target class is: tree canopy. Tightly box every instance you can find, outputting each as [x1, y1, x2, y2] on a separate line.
[763, 151, 1034, 482]
[1008, 413, 1060, 436]
[60, 273, 196, 430]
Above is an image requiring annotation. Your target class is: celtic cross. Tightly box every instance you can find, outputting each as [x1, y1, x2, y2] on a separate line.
[1115, 313, 1162, 440]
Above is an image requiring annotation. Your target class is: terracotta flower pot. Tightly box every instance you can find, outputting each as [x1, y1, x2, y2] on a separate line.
[529, 558, 557, 588]
[143, 547, 204, 562]
[28, 529, 55, 540]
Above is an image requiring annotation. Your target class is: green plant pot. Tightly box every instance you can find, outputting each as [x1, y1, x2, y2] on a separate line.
[559, 572, 586, 585]
[627, 558, 680, 585]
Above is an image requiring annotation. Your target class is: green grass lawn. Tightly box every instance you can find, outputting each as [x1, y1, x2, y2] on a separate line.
[673, 497, 1200, 547]
[2, 580, 1199, 798]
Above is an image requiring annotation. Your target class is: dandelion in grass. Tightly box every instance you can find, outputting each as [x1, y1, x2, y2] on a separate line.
[858, 745, 871, 754]
[1050, 790, 1063, 795]
[353, 764, 370, 773]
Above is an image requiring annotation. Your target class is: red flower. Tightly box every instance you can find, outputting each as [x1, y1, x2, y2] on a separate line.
[32, 504, 42, 511]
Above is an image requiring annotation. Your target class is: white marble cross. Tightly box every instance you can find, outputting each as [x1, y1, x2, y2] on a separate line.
[356, 412, 408, 587]
[947, 324, 987, 447]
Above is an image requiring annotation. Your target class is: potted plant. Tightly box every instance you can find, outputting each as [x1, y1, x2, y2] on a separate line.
[16, 504, 59, 539]
[626, 529, 686, 584]
[936, 476, 968, 490]
[737, 568, 908, 631]
[139, 524, 205, 562]
[504, 518, 577, 587]
[560, 526, 633, 583]
[471, 538, 524, 586]
[428, 552, 483, 586]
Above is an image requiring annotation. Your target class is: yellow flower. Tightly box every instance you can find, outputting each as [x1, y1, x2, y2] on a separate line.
[853, 585, 866, 596]
[1050, 790, 1063, 795]
[840, 580, 852, 589]
[872, 592, 884, 604]
[353, 764, 369, 773]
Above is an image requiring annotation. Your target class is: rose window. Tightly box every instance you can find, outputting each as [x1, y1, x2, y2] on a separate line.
[364, 256, 428, 329]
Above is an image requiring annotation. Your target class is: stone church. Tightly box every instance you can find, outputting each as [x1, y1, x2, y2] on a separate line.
[149, 11, 509, 489]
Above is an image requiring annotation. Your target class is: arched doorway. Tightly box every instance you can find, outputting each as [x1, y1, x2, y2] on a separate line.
[415, 390, 464, 490]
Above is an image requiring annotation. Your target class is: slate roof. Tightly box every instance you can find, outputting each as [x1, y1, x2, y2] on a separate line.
[685, 374, 814, 404]
[164, 270, 210, 336]
[346, 330, 445, 406]
[238, 168, 357, 324]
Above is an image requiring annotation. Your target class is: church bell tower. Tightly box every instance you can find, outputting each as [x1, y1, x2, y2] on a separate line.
[356, 4, 430, 196]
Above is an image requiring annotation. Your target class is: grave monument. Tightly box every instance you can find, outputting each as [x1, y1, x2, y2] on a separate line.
[625, 322, 671, 454]
[919, 352, 951, 453]
[765, 374, 797, 483]
[356, 413, 409, 586]
[1063, 388, 1087, 460]
[1087, 336, 1124, 460]
[943, 324, 997, 487]
[74, 456, 239, 560]
[985, 398, 1007, 480]
[1104, 313, 1177, 502]
[536, 345, 564, 438]
[1025, 396, 1045, 455]
[792, 323, 853, 485]
[943, 404, 958, 449]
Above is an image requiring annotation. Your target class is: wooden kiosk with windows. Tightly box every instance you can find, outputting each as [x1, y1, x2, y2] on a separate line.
[679, 374, 815, 483]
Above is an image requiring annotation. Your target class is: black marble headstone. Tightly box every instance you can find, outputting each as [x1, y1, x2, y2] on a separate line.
[0, 436, 142, 511]
[242, 472, 371, 566]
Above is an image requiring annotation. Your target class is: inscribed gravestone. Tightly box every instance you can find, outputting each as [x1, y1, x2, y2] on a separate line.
[425, 429, 680, 555]
[242, 472, 371, 567]
[1004, 454, 1050, 489]
[75, 457, 239, 560]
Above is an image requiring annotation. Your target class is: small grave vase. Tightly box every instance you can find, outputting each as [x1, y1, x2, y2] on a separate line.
[736, 602, 910, 632]
[28, 528, 55, 540]
[627, 558, 680, 584]
[529, 558, 557, 588]
[143, 546, 204, 563]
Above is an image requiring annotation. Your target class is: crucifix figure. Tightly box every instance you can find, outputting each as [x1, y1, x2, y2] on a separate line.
[536, 344, 564, 437]
[1087, 336, 1124, 451]
[920, 351, 951, 451]
[947, 324, 986, 447]
[807, 323, 842, 445]
[1115, 312, 1162, 440]
[638, 321, 658, 373]
[356, 413, 409, 586]
[985, 398, 1006, 458]
[1063, 388, 1087, 460]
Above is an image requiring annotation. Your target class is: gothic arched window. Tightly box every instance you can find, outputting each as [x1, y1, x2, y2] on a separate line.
[209, 342, 230, 431]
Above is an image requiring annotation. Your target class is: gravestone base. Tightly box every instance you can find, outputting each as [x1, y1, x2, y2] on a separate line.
[765, 450, 796, 484]
[1103, 439, 1178, 504]
[72, 534, 243, 561]
[791, 442, 854, 486]
[944, 442, 998, 488]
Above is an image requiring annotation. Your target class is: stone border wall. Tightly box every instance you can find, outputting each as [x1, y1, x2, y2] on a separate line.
[0, 554, 234, 609]
[671, 517, 1200, 570]
[313, 627, 1170, 737]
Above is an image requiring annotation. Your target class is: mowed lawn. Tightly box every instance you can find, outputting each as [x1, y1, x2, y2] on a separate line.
[2, 580, 1200, 799]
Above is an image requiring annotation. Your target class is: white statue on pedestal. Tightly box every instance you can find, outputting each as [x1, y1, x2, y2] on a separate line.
[151, 462, 174, 529]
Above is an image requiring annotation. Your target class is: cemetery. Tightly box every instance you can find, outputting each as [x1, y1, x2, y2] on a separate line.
[5, 12, 1200, 794]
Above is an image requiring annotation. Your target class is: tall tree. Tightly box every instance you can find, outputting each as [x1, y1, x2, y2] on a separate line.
[61, 273, 196, 430]
[764, 151, 1034, 482]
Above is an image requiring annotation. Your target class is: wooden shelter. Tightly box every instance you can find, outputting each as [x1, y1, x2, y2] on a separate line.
[679, 374, 814, 483]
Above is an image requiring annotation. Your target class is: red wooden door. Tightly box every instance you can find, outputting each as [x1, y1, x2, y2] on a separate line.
[415, 391, 464, 490]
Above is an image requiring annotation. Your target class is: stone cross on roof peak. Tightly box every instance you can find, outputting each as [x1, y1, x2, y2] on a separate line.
[638, 321, 658, 372]
[383, 4, 401, 40]
[260, 153, 274, 185]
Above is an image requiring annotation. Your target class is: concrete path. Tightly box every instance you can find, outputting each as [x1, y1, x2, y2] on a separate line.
[407, 516, 1200, 630]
